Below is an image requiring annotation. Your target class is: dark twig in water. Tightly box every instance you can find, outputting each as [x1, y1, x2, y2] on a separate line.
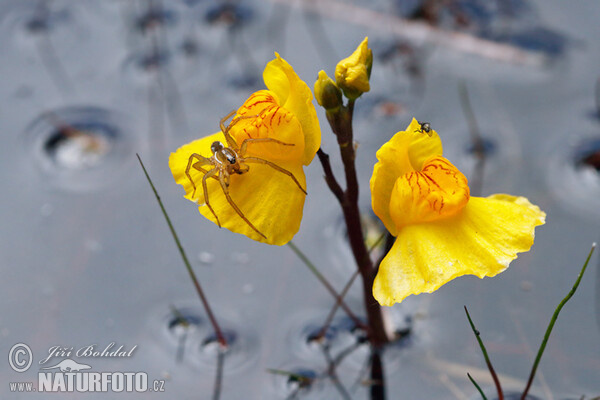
[137, 154, 228, 349]
[351, 346, 372, 392]
[213, 349, 225, 400]
[315, 233, 385, 342]
[314, 269, 360, 341]
[333, 340, 364, 366]
[321, 344, 352, 400]
[464, 305, 503, 400]
[287, 241, 367, 331]
[458, 81, 486, 196]
[369, 348, 385, 400]
[468, 372, 488, 400]
[169, 305, 190, 363]
[521, 243, 596, 400]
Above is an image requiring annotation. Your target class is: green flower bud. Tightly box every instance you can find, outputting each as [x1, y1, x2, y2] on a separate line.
[314, 70, 343, 111]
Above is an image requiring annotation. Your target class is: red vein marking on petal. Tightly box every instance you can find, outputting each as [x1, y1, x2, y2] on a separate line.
[421, 172, 444, 192]
[268, 106, 281, 126]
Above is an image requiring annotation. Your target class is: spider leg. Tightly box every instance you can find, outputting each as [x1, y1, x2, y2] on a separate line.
[185, 153, 213, 198]
[219, 110, 237, 133]
[240, 137, 294, 155]
[220, 110, 241, 149]
[242, 157, 307, 194]
[202, 168, 221, 227]
[221, 112, 261, 150]
[217, 172, 267, 239]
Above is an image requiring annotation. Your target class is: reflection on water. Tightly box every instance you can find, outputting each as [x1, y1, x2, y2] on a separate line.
[24, 106, 133, 191]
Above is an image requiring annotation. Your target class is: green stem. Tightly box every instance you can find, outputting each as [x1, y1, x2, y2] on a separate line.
[266, 369, 314, 386]
[465, 306, 503, 400]
[137, 154, 227, 348]
[521, 243, 596, 400]
[468, 373, 488, 400]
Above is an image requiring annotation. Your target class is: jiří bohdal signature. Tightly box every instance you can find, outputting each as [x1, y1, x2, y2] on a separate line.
[38, 342, 138, 365]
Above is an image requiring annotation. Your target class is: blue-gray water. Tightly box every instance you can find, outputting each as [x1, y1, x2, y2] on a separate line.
[0, 0, 598, 399]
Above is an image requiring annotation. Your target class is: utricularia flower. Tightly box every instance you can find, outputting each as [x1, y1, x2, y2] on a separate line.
[169, 54, 321, 245]
[370, 119, 546, 306]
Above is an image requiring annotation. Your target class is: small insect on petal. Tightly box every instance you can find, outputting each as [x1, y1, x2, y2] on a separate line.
[416, 121, 432, 136]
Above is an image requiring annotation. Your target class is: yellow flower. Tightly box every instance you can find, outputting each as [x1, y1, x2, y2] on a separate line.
[335, 37, 372, 99]
[370, 119, 546, 306]
[169, 54, 321, 246]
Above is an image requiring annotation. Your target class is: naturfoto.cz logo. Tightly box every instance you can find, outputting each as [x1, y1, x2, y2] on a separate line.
[8, 343, 166, 393]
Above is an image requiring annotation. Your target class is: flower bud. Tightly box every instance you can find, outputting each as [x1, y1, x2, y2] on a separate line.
[314, 70, 343, 111]
[334, 37, 372, 100]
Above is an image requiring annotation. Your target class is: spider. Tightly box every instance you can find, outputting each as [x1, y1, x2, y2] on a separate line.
[184, 110, 307, 239]
[415, 121, 432, 136]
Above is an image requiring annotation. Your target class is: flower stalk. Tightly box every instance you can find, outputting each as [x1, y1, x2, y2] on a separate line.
[318, 99, 392, 347]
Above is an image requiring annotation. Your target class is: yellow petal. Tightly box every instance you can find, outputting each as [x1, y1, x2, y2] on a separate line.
[263, 53, 321, 165]
[373, 194, 546, 306]
[389, 156, 470, 227]
[406, 119, 443, 171]
[169, 132, 307, 245]
[370, 118, 443, 235]
[169, 133, 218, 204]
[232, 90, 305, 163]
